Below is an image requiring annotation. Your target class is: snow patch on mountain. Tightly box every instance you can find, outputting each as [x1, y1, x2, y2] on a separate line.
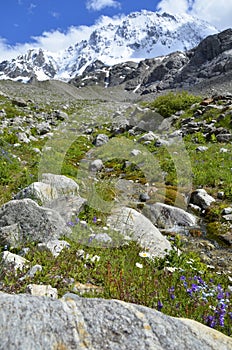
[0, 10, 218, 82]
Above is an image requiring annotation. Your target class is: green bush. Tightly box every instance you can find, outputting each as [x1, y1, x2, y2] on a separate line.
[147, 91, 201, 118]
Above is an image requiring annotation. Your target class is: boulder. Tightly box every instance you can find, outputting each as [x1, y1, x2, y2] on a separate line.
[190, 189, 215, 210]
[15, 174, 86, 222]
[107, 206, 171, 257]
[0, 198, 71, 246]
[16, 174, 80, 203]
[0, 292, 231, 350]
[143, 202, 197, 229]
[41, 173, 79, 197]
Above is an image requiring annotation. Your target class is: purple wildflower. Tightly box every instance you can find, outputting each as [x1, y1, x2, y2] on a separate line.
[217, 292, 224, 300]
[93, 216, 97, 224]
[206, 315, 216, 328]
[191, 283, 199, 292]
[157, 300, 163, 311]
[67, 221, 75, 227]
[180, 276, 185, 281]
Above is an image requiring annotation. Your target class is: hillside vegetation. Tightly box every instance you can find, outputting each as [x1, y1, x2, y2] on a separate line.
[0, 87, 231, 336]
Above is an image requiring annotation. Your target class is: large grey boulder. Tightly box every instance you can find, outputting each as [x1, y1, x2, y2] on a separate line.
[15, 173, 80, 203]
[0, 292, 231, 350]
[15, 174, 86, 222]
[143, 202, 197, 229]
[0, 198, 71, 246]
[107, 207, 171, 257]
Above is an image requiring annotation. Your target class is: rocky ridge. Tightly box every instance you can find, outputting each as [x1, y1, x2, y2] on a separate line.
[70, 29, 232, 95]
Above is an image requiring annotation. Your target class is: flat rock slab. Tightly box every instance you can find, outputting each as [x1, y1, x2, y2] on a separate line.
[0, 292, 231, 350]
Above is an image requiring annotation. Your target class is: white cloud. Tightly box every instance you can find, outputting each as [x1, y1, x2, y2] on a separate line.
[0, 26, 90, 61]
[0, 14, 125, 61]
[50, 12, 60, 19]
[156, 0, 232, 30]
[86, 0, 121, 11]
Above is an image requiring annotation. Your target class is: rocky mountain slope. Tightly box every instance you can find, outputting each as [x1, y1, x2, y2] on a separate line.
[0, 80, 232, 347]
[0, 10, 217, 82]
[70, 29, 232, 95]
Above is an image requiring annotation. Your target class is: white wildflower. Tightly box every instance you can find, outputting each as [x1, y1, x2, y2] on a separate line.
[135, 262, 143, 269]
[90, 255, 100, 263]
[139, 251, 151, 258]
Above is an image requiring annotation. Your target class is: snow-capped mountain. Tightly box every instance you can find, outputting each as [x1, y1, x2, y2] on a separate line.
[0, 10, 218, 82]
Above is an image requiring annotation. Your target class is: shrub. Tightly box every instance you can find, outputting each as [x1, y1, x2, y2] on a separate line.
[147, 91, 201, 118]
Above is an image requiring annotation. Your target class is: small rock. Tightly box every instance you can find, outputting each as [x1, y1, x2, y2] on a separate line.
[130, 149, 141, 156]
[217, 191, 224, 199]
[1, 251, 29, 271]
[25, 265, 43, 278]
[219, 232, 232, 245]
[93, 134, 109, 147]
[26, 284, 58, 298]
[139, 193, 150, 202]
[222, 207, 232, 215]
[72, 282, 104, 295]
[89, 159, 104, 172]
[91, 233, 112, 244]
[138, 131, 155, 142]
[37, 240, 70, 257]
[196, 146, 208, 152]
[222, 214, 232, 221]
[190, 189, 215, 210]
[220, 148, 228, 153]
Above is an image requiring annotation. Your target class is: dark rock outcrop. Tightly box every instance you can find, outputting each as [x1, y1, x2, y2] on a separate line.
[70, 29, 232, 95]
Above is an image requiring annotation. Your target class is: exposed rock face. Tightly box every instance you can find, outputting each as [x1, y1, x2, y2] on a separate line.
[0, 292, 231, 350]
[70, 29, 232, 95]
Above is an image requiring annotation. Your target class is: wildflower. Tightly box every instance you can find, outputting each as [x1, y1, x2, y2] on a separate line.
[76, 249, 85, 258]
[90, 255, 100, 263]
[157, 300, 163, 311]
[217, 292, 224, 300]
[206, 315, 216, 328]
[180, 275, 186, 281]
[67, 221, 75, 227]
[168, 286, 175, 300]
[93, 216, 97, 224]
[139, 251, 151, 258]
[135, 262, 143, 269]
[164, 267, 177, 273]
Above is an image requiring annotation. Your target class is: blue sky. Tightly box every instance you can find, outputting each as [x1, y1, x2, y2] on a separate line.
[0, 0, 231, 60]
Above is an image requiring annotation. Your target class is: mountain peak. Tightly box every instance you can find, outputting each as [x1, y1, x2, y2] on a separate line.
[0, 10, 218, 82]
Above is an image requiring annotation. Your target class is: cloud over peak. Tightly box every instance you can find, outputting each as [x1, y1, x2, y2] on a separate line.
[86, 0, 121, 11]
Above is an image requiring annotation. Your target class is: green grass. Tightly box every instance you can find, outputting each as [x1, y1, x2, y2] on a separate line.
[0, 237, 231, 336]
[0, 89, 232, 337]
